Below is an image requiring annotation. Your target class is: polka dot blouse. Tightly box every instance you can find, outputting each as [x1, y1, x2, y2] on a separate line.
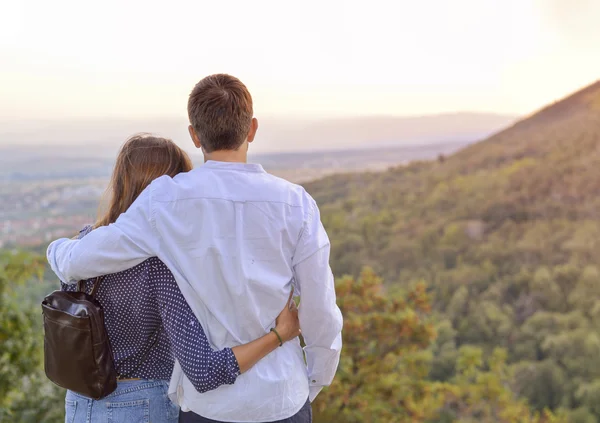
[60, 225, 241, 393]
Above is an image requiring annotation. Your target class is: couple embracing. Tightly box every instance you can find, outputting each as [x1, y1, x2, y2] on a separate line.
[47, 74, 343, 423]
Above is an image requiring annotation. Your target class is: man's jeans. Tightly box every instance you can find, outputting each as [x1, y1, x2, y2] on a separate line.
[178, 399, 312, 423]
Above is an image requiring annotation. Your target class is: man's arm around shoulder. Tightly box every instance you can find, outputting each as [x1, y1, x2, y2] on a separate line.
[47, 183, 160, 283]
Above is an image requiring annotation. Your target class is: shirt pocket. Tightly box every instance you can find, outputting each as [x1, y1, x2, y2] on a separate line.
[107, 399, 149, 423]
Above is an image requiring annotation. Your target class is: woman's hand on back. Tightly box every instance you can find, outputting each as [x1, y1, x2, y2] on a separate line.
[274, 288, 301, 343]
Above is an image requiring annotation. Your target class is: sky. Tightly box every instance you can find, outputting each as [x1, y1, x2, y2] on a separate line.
[1, 0, 600, 121]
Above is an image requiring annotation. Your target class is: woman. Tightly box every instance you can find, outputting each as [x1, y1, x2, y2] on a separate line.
[61, 134, 300, 423]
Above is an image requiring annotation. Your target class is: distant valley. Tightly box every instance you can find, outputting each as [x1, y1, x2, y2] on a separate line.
[0, 138, 474, 248]
[0, 110, 516, 247]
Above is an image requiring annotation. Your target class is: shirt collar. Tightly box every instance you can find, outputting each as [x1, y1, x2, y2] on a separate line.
[202, 160, 266, 173]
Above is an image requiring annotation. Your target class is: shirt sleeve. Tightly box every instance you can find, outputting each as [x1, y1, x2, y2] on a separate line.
[59, 224, 94, 292]
[47, 185, 158, 284]
[148, 260, 241, 393]
[293, 195, 343, 402]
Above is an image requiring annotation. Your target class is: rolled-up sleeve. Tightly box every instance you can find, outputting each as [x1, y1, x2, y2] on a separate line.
[293, 196, 343, 402]
[47, 185, 158, 284]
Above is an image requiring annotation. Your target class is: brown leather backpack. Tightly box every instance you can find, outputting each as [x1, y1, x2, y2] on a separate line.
[42, 277, 118, 399]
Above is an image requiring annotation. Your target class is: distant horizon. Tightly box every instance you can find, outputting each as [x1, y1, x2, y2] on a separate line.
[0, 110, 519, 124]
[0, 111, 517, 154]
[0, 138, 479, 160]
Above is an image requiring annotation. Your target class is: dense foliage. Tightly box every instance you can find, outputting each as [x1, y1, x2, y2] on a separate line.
[2, 253, 565, 423]
[306, 81, 600, 421]
[312, 268, 565, 423]
[0, 251, 64, 423]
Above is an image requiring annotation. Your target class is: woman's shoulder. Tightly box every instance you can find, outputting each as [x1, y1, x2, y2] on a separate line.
[77, 224, 94, 239]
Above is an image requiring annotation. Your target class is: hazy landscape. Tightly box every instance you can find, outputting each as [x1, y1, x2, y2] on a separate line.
[0, 112, 516, 152]
[0, 112, 513, 248]
[0, 142, 470, 248]
[5, 80, 600, 422]
[5, 0, 600, 421]
[6, 77, 600, 422]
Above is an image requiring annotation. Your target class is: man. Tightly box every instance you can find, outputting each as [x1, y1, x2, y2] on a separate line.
[47, 74, 343, 423]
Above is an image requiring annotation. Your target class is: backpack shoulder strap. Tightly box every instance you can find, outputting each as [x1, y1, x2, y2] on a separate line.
[90, 276, 104, 297]
[77, 276, 105, 297]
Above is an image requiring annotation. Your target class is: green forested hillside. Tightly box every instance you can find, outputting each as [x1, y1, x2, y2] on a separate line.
[306, 80, 600, 421]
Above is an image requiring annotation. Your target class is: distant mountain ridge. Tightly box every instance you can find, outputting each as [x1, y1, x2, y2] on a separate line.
[451, 80, 600, 174]
[0, 112, 516, 155]
[257, 112, 517, 152]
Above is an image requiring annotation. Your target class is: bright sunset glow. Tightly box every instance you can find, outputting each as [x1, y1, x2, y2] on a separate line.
[1, 0, 599, 121]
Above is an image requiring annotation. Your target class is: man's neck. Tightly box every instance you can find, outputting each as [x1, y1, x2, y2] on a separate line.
[204, 149, 247, 163]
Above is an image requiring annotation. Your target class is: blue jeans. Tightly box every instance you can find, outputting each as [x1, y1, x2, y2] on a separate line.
[65, 380, 179, 423]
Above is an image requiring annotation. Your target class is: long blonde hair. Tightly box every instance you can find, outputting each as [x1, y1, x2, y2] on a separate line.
[96, 133, 193, 228]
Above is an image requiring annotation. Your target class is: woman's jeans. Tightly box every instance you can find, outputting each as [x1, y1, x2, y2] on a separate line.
[65, 380, 179, 423]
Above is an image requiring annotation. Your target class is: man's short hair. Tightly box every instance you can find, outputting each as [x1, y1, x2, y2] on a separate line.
[187, 74, 253, 152]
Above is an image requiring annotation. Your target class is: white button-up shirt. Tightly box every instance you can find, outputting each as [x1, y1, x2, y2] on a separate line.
[47, 160, 343, 422]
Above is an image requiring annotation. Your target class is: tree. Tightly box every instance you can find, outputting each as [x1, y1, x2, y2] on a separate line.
[312, 268, 446, 422]
[440, 347, 567, 423]
[512, 360, 568, 411]
[0, 250, 64, 423]
[311, 268, 567, 423]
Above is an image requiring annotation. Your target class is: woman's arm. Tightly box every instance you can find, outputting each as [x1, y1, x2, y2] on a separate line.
[150, 260, 300, 393]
